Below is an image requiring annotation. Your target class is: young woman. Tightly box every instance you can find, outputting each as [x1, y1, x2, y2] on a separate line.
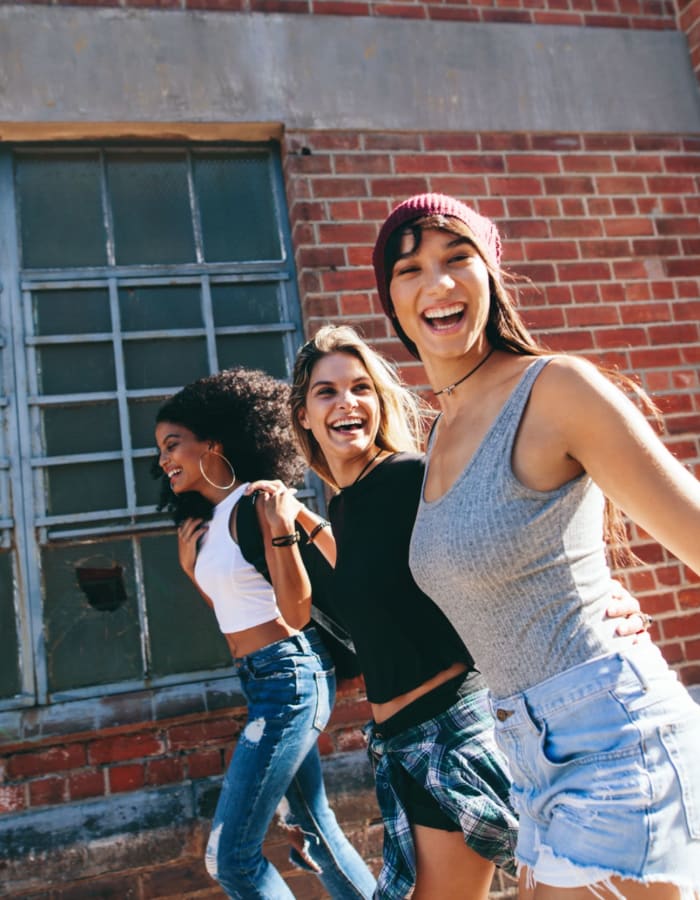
[373, 192, 700, 898]
[154, 367, 376, 900]
[275, 324, 650, 900]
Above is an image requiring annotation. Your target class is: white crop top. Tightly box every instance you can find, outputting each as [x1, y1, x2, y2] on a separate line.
[193, 483, 282, 634]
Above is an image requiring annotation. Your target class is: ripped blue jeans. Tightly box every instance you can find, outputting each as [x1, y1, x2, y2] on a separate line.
[205, 629, 376, 899]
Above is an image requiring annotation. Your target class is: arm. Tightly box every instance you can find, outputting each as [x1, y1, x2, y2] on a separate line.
[531, 356, 700, 576]
[246, 480, 337, 568]
[176, 517, 215, 611]
[251, 483, 313, 630]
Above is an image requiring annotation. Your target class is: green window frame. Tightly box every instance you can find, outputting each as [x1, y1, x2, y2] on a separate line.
[0, 143, 310, 709]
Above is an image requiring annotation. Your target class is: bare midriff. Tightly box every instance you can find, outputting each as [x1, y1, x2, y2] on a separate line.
[223, 616, 300, 660]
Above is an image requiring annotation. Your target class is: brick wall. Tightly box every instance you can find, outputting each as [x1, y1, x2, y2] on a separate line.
[284, 128, 700, 686]
[0, 0, 679, 30]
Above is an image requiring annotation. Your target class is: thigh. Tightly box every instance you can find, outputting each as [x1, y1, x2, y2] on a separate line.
[412, 824, 495, 900]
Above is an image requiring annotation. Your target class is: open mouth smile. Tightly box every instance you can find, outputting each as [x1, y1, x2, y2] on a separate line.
[423, 303, 465, 331]
[330, 416, 365, 434]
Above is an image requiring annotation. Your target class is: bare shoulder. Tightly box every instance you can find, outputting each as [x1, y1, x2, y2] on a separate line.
[532, 354, 619, 411]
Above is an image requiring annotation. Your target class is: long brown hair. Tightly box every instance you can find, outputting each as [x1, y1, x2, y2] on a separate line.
[382, 215, 661, 568]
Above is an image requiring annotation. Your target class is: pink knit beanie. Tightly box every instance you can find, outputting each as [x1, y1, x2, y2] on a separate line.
[372, 193, 502, 358]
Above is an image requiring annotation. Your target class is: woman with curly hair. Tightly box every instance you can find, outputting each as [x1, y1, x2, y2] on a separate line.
[154, 367, 376, 900]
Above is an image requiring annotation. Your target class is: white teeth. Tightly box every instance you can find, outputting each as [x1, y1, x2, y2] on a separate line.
[425, 303, 463, 320]
[331, 417, 362, 429]
[168, 469, 182, 479]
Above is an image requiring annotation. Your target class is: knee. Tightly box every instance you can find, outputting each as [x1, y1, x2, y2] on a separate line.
[205, 823, 262, 891]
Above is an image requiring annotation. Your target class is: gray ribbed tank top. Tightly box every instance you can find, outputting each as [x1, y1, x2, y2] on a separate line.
[410, 357, 628, 699]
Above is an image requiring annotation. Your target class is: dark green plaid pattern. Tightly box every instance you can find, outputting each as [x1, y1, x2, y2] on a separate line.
[366, 685, 518, 898]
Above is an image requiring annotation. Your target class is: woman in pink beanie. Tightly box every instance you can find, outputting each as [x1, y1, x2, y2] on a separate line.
[373, 192, 700, 898]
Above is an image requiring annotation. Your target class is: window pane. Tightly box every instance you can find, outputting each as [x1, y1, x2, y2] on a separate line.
[46, 461, 126, 516]
[16, 153, 107, 269]
[141, 534, 230, 678]
[43, 540, 142, 693]
[119, 284, 202, 332]
[135, 454, 162, 508]
[33, 289, 111, 336]
[123, 338, 207, 390]
[108, 153, 195, 265]
[212, 282, 281, 327]
[36, 343, 116, 395]
[217, 333, 288, 379]
[0, 551, 21, 700]
[43, 402, 121, 457]
[129, 397, 167, 451]
[194, 153, 281, 262]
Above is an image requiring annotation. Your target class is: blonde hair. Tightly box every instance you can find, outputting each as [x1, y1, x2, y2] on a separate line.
[290, 325, 429, 489]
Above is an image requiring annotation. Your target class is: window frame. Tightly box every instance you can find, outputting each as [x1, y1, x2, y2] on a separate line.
[0, 141, 312, 710]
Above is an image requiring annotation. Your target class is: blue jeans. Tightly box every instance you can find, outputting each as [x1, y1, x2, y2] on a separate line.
[205, 629, 376, 899]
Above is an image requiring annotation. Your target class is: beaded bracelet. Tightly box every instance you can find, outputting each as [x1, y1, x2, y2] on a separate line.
[306, 519, 330, 545]
[271, 532, 300, 547]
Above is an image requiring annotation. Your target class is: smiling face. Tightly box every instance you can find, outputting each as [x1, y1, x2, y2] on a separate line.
[389, 227, 492, 367]
[297, 352, 382, 484]
[155, 421, 210, 496]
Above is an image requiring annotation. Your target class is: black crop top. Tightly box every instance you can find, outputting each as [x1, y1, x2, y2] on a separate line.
[328, 452, 475, 704]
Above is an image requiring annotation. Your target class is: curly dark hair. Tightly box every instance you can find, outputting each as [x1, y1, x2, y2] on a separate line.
[153, 367, 306, 525]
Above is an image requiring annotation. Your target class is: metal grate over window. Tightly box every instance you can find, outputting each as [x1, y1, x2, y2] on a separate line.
[2, 144, 306, 705]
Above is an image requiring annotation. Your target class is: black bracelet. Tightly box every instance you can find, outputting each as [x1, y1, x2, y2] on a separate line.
[271, 532, 300, 547]
[306, 519, 330, 545]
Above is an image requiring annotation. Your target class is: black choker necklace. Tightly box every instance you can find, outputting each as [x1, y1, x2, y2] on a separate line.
[434, 348, 495, 398]
[352, 448, 383, 486]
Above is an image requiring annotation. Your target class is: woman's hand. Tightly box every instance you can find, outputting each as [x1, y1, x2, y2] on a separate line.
[177, 517, 207, 581]
[245, 480, 302, 534]
[606, 580, 653, 643]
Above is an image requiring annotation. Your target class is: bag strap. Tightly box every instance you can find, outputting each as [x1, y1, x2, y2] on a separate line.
[235, 491, 356, 654]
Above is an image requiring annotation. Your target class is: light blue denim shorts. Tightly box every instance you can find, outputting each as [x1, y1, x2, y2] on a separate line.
[490, 643, 700, 893]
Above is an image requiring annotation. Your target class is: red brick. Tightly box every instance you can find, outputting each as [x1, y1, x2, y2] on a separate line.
[543, 176, 595, 195]
[452, 154, 505, 173]
[489, 176, 544, 196]
[365, 134, 422, 152]
[551, 219, 603, 238]
[566, 305, 619, 326]
[321, 269, 375, 292]
[312, 178, 369, 199]
[523, 240, 579, 261]
[146, 756, 186, 787]
[395, 154, 450, 174]
[614, 155, 664, 173]
[557, 262, 611, 281]
[595, 175, 646, 194]
[69, 769, 106, 801]
[89, 733, 164, 765]
[662, 611, 700, 639]
[108, 764, 146, 793]
[334, 154, 392, 175]
[7, 744, 86, 779]
[604, 217, 655, 237]
[317, 223, 376, 244]
[562, 154, 614, 173]
[648, 323, 699, 344]
[187, 749, 223, 779]
[29, 776, 67, 807]
[0, 784, 27, 814]
[369, 177, 429, 198]
[580, 239, 631, 258]
[647, 176, 696, 193]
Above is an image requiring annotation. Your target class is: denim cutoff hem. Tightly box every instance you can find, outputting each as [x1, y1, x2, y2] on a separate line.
[490, 642, 700, 890]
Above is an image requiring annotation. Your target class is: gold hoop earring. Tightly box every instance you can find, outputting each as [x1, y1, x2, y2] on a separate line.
[199, 450, 236, 490]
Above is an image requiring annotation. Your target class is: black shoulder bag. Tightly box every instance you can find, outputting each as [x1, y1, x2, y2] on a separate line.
[235, 492, 361, 680]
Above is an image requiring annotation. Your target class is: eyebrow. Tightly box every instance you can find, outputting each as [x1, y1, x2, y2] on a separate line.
[309, 376, 368, 390]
